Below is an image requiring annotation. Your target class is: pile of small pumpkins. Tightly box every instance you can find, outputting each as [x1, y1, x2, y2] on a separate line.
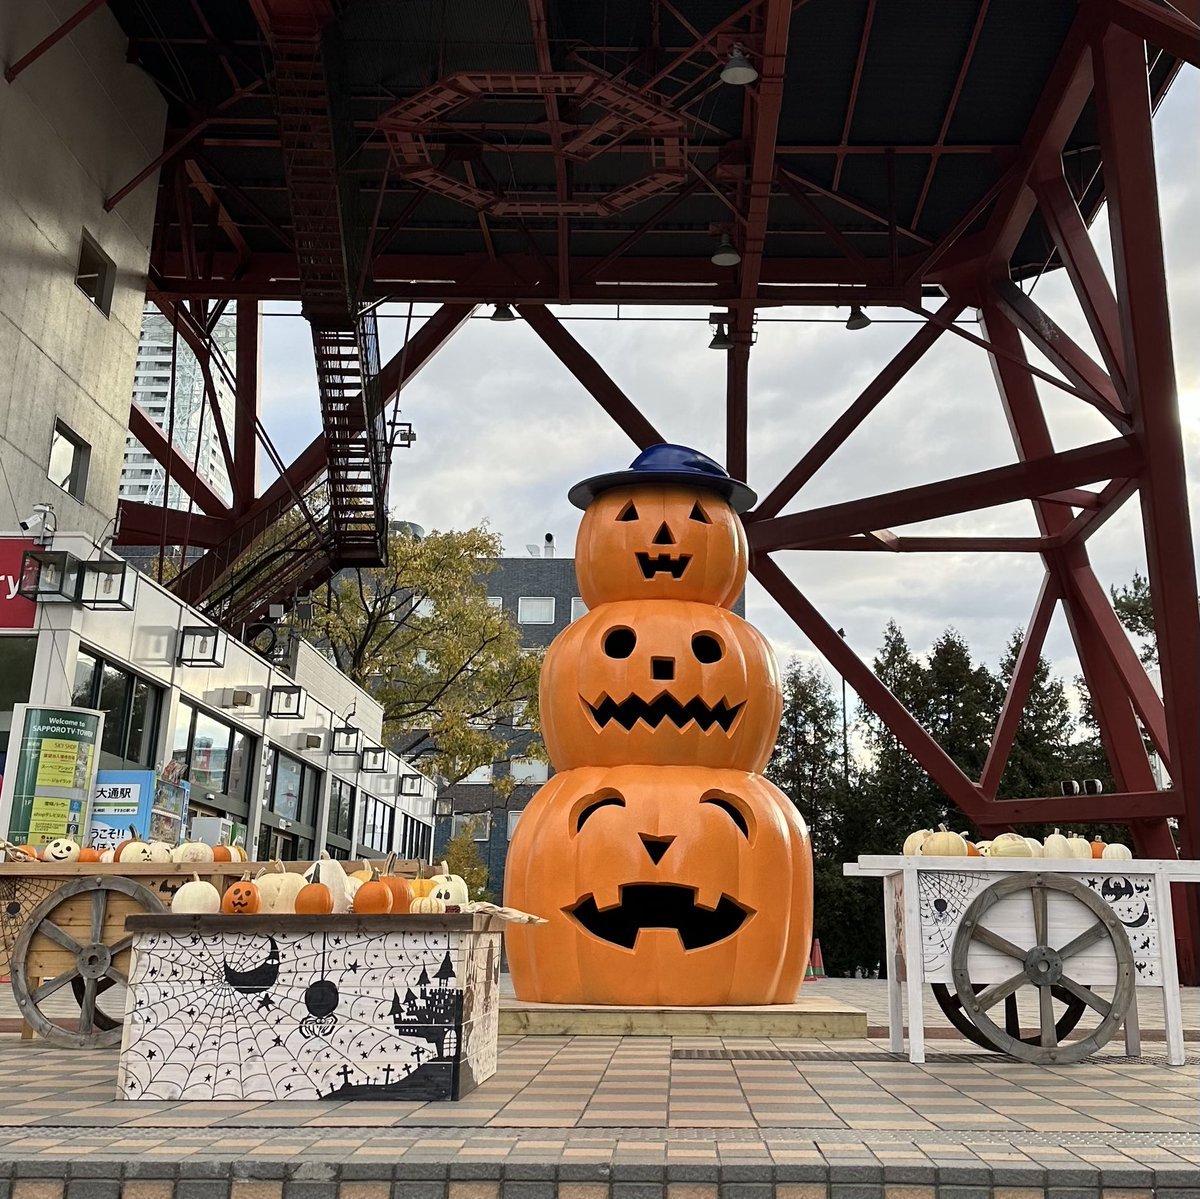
[6, 829, 249, 865]
[171, 854, 471, 918]
[903, 824, 1133, 860]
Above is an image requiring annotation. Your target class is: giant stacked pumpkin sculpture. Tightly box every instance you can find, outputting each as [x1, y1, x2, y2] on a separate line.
[505, 445, 813, 1005]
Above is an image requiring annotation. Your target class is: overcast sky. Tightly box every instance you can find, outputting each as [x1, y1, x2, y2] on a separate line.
[257, 70, 1199, 695]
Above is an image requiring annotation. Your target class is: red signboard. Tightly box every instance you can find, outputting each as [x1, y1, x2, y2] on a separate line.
[0, 539, 36, 628]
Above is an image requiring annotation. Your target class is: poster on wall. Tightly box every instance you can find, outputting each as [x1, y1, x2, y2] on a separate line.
[0, 704, 104, 848]
[0, 539, 36, 630]
[91, 771, 191, 850]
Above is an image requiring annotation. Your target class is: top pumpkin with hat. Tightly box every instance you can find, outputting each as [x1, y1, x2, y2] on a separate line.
[570, 443, 754, 610]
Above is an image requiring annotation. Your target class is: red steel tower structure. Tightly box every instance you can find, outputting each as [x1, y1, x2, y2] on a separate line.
[7, 1, 1198, 969]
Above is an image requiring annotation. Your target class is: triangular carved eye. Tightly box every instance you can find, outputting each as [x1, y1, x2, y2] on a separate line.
[689, 502, 710, 524]
[618, 502, 638, 522]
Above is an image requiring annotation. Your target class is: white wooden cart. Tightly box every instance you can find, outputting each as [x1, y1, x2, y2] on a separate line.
[844, 856, 1200, 1065]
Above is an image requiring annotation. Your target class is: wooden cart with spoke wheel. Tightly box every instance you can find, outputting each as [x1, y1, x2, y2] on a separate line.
[844, 856, 1200, 1064]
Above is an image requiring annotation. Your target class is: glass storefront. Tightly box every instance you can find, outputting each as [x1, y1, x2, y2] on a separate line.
[72, 648, 162, 769]
[257, 749, 319, 860]
[170, 699, 254, 820]
[325, 776, 356, 859]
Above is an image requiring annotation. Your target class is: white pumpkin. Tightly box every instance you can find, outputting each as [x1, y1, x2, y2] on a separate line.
[919, 825, 967, 857]
[118, 840, 155, 863]
[303, 852, 354, 913]
[229, 844, 249, 862]
[172, 873, 221, 914]
[146, 841, 173, 863]
[255, 862, 308, 914]
[172, 840, 215, 864]
[99, 848, 115, 863]
[975, 840, 992, 857]
[1023, 837, 1044, 857]
[903, 829, 933, 856]
[1066, 833, 1094, 859]
[42, 838, 80, 863]
[989, 832, 1034, 858]
[1102, 842, 1133, 861]
[1043, 828, 1073, 858]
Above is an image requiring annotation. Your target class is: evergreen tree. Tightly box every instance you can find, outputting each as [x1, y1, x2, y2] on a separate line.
[924, 627, 1001, 788]
[994, 631, 1074, 799]
[766, 659, 843, 856]
[1111, 570, 1156, 665]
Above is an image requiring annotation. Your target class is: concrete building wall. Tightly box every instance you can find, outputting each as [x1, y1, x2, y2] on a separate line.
[0, 1, 166, 539]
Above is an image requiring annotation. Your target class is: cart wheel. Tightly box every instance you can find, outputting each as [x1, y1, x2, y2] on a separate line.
[950, 872, 1134, 1064]
[10, 876, 165, 1048]
[931, 982, 1086, 1050]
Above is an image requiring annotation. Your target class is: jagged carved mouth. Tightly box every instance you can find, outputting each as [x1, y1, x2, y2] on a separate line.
[587, 693, 743, 733]
[569, 884, 749, 950]
[636, 552, 691, 579]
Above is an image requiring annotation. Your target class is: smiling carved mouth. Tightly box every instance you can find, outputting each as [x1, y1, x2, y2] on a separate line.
[588, 693, 743, 733]
[569, 884, 749, 950]
[636, 552, 691, 579]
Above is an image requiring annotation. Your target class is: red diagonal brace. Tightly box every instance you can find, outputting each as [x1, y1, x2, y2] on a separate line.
[127, 402, 230, 518]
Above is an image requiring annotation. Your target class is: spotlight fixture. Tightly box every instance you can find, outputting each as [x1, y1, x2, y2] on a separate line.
[710, 234, 741, 267]
[845, 304, 872, 331]
[490, 303, 518, 322]
[708, 321, 733, 351]
[720, 44, 758, 86]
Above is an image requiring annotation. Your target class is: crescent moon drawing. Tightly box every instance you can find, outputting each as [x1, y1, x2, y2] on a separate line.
[223, 937, 280, 992]
[1121, 902, 1151, 929]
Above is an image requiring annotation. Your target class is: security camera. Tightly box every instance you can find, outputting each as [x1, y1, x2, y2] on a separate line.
[19, 503, 55, 544]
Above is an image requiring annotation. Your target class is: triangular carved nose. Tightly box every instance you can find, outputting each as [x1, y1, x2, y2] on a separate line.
[640, 834, 675, 865]
[652, 522, 674, 545]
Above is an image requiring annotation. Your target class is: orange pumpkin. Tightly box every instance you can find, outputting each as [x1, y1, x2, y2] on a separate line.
[77, 847, 103, 863]
[1090, 837, 1107, 858]
[409, 867, 437, 899]
[221, 878, 260, 915]
[211, 844, 233, 863]
[539, 600, 781, 772]
[295, 882, 334, 914]
[382, 872, 413, 913]
[964, 840, 981, 857]
[353, 871, 394, 914]
[574, 484, 748, 610]
[504, 765, 813, 1006]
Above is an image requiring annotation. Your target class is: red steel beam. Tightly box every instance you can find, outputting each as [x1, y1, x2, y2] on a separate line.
[116, 502, 233, 548]
[799, 535, 1050, 553]
[1110, 0, 1200, 66]
[979, 573, 1060, 798]
[725, 321, 750, 482]
[233, 300, 260, 512]
[753, 297, 965, 520]
[992, 282, 1127, 420]
[3, 0, 106, 82]
[979, 789, 1183, 827]
[748, 437, 1141, 552]
[776, 164, 933, 248]
[832, 0, 876, 191]
[127, 403, 231, 519]
[518, 306, 665, 449]
[753, 555, 987, 819]
[1032, 171, 1128, 395]
[1095, 24, 1200, 869]
[774, 169, 867, 262]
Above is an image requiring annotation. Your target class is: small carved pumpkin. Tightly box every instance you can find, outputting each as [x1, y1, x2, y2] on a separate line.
[428, 861, 469, 905]
[145, 841, 173, 863]
[42, 838, 80, 863]
[574, 484, 748, 609]
[295, 882, 333, 914]
[221, 877, 260, 915]
[540, 600, 781, 772]
[173, 873, 221, 915]
[410, 895, 447, 914]
[505, 764, 813, 1006]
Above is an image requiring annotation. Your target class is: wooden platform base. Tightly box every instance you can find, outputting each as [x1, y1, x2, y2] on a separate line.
[499, 991, 867, 1038]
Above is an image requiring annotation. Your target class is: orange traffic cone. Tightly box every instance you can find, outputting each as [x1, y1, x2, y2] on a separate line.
[809, 938, 826, 979]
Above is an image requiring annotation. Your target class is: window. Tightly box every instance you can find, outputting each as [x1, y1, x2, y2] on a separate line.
[270, 752, 304, 821]
[510, 757, 548, 785]
[75, 229, 115, 315]
[48, 420, 90, 500]
[486, 596, 503, 610]
[518, 596, 555, 624]
[360, 793, 396, 855]
[460, 763, 493, 784]
[507, 809, 523, 840]
[72, 648, 162, 768]
[571, 597, 588, 621]
[452, 812, 491, 841]
[412, 596, 436, 618]
[170, 700, 254, 809]
[330, 777, 355, 840]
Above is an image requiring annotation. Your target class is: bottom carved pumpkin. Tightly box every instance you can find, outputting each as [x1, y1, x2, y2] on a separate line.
[504, 764, 813, 1006]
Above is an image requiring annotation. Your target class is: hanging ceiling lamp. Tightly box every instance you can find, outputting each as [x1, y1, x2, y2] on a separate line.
[720, 44, 758, 86]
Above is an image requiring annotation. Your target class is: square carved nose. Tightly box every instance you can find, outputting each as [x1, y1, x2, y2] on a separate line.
[651, 657, 674, 680]
[640, 834, 675, 865]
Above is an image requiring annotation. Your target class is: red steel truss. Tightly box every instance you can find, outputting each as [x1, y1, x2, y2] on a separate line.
[8, 0, 1191, 967]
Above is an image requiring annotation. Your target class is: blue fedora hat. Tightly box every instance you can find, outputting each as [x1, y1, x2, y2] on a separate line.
[568, 443, 757, 513]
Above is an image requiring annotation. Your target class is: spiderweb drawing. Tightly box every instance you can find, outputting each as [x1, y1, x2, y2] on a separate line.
[0, 877, 59, 972]
[118, 929, 470, 1101]
[916, 871, 987, 973]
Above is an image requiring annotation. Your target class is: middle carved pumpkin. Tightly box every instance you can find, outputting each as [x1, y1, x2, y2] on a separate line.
[539, 599, 782, 772]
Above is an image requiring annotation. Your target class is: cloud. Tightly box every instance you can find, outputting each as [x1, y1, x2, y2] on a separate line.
[258, 72, 1200, 687]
